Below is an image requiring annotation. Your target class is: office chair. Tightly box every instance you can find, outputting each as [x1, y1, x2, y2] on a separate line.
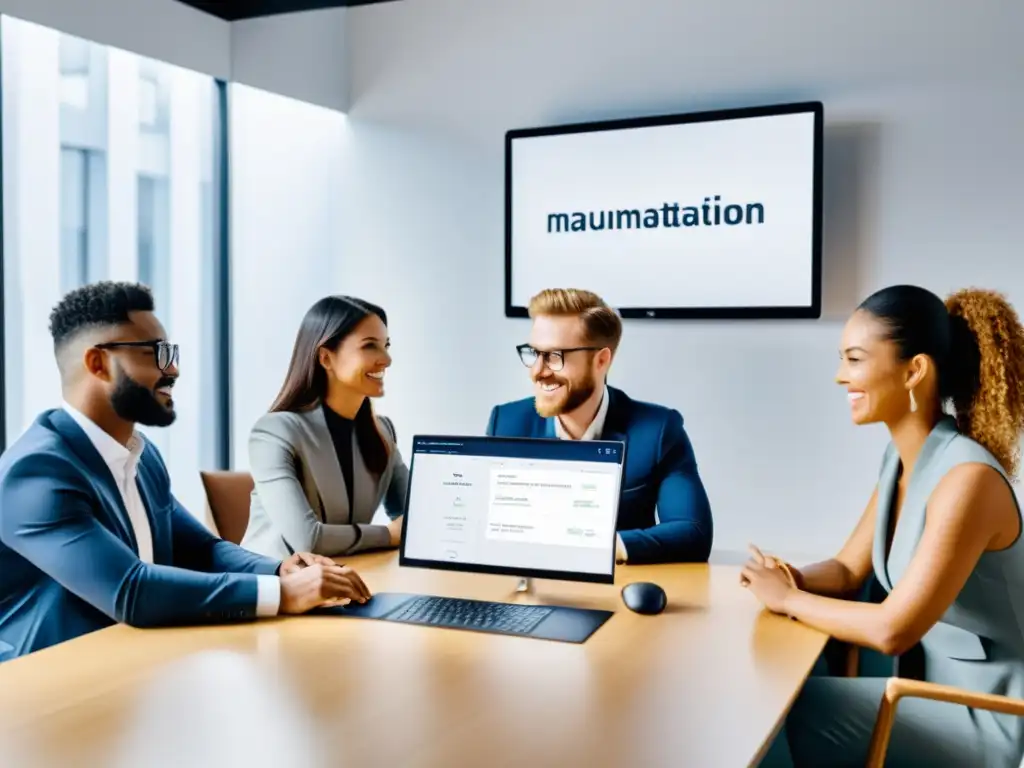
[199, 470, 253, 545]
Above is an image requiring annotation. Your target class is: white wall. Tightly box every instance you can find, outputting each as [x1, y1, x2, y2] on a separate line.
[339, 0, 1024, 561]
[0, 0, 230, 80]
[229, 84, 347, 469]
[231, 8, 349, 112]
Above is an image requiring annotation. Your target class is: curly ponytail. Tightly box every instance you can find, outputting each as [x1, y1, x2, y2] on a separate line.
[944, 288, 1024, 477]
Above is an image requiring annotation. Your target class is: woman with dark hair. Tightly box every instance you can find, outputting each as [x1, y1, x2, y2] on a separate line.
[241, 296, 408, 559]
[744, 285, 1024, 767]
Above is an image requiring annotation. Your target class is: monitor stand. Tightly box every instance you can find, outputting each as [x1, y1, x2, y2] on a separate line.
[514, 577, 534, 595]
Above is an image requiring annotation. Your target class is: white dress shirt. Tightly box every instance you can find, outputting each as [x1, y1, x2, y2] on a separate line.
[63, 402, 280, 616]
[551, 387, 627, 560]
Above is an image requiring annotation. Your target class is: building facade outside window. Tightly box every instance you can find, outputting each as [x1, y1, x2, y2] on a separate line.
[1, 16, 223, 514]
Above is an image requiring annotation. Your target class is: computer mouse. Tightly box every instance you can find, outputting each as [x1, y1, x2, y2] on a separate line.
[620, 581, 667, 615]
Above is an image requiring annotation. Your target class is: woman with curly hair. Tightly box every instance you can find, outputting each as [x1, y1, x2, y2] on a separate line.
[744, 285, 1024, 767]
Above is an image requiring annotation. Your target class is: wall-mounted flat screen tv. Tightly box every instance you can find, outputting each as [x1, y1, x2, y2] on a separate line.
[505, 100, 823, 319]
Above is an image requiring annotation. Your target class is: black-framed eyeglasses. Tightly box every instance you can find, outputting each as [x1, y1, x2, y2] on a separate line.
[95, 340, 179, 372]
[516, 344, 602, 372]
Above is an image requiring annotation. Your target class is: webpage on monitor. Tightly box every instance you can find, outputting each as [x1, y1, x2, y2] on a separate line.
[402, 439, 623, 577]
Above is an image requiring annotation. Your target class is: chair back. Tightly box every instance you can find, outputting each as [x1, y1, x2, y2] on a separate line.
[200, 471, 254, 545]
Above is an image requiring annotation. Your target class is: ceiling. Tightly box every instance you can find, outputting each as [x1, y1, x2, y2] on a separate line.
[176, 0, 399, 21]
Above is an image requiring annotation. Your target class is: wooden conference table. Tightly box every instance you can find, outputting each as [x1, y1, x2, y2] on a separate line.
[0, 552, 828, 767]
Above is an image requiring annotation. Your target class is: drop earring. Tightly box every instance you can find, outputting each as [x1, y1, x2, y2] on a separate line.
[909, 389, 918, 413]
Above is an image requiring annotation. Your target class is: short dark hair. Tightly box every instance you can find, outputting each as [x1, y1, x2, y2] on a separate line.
[49, 281, 155, 351]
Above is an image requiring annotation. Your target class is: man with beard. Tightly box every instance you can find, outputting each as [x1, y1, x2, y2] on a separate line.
[486, 288, 713, 565]
[0, 282, 370, 661]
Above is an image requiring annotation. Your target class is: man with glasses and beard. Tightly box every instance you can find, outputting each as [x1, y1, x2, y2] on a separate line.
[0, 282, 370, 661]
[486, 288, 713, 565]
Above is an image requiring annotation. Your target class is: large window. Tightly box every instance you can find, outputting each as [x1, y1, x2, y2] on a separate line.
[1, 16, 225, 514]
[59, 147, 97, 293]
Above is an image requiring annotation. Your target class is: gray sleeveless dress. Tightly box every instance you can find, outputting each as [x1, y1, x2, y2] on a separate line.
[783, 417, 1024, 767]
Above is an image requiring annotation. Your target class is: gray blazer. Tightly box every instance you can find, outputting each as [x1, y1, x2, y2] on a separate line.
[241, 407, 409, 560]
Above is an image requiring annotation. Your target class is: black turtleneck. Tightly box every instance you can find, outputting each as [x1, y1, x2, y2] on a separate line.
[322, 403, 355, 513]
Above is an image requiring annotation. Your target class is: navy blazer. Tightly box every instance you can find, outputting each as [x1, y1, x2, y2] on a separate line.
[0, 409, 282, 662]
[486, 386, 713, 565]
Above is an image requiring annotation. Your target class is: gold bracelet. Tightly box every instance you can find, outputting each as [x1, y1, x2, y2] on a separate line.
[766, 557, 799, 620]
[776, 560, 796, 588]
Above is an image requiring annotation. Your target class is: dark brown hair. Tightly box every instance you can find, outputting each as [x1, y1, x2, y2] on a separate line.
[859, 285, 1024, 476]
[270, 296, 390, 475]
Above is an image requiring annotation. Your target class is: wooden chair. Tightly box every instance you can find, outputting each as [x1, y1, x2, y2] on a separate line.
[866, 677, 1024, 767]
[812, 578, 1022, 766]
[199, 471, 254, 545]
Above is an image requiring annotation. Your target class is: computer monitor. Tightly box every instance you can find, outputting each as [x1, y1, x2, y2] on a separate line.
[399, 435, 626, 584]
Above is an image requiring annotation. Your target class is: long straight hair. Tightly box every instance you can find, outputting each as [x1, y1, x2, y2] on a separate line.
[270, 296, 390, 475]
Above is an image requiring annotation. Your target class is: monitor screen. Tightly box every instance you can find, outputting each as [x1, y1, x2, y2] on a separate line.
[505, 100, 823, 320]
[399, 435, 626, 584]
